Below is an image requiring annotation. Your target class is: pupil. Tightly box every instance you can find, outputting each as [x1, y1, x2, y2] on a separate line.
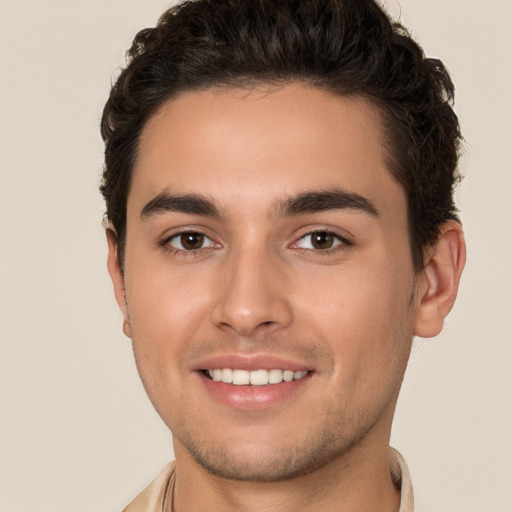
[181, 233, 204, 250]
[312, 232, 333, 249]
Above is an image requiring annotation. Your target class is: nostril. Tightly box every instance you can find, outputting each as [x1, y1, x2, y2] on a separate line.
[211, 284, 293, 336]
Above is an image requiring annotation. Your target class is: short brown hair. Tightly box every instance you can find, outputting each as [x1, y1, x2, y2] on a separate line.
[101, 0, 462, 270]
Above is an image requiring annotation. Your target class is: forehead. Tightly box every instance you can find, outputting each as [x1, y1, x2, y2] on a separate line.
[130, 84, 405, 219]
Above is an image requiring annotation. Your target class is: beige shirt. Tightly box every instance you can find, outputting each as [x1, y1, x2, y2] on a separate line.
[123, 448, 414, 512]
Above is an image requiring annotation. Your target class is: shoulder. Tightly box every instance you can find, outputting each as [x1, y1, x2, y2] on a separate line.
[391, 448, 414, 512]
[122, 462, 175, 512]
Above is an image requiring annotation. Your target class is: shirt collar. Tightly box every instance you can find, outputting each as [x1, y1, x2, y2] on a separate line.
[123, 448, 414, 512]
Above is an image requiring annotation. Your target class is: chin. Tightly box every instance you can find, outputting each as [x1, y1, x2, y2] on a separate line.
[177, 426, 360, 483]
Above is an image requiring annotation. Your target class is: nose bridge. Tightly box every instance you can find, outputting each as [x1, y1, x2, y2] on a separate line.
[211, 240, 292, 336]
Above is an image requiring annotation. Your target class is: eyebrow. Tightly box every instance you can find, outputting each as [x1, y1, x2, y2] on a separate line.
[275, 189, 379, 218]
[139, 188, 379, 221]
[140, 192, 221, 220]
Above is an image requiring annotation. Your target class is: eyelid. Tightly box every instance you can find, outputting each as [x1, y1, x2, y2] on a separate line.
[290, 228, 353, 251]
[159, 227, 221, 253]
[157, 226, 352, 255]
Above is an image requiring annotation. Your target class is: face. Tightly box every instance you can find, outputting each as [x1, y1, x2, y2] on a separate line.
[110, 84, 423, 481]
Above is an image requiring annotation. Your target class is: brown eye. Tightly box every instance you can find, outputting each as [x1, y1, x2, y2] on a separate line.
[180, 233, 205, 250]
[310, 232, 335, 249]
[166, 231, 216, 252]
[294, 231, 348, 251]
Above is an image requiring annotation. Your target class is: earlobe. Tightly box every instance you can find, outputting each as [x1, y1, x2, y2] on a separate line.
[413, 220, 466, 338]
[106, 227, 132, 338]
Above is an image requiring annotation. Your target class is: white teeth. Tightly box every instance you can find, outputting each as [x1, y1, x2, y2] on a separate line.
[221, 368, 233, 384]
[232, 369, 250, 385]
[283, 370, 294, 382]
[250, 369, 269, 385]
[207, 368, 309, 385]
[268, 369, 283, 384]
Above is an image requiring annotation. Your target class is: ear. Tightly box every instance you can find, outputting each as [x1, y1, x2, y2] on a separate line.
[414, 220, 466, 338]
[106, 227, 132, 338]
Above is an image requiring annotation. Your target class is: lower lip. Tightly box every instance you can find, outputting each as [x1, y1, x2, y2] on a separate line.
[198, 372, 311, 410]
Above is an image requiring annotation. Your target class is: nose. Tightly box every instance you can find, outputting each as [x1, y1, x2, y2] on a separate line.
[211, 247, 293, 337]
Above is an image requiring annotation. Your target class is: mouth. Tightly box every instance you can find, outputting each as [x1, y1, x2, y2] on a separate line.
[203, 368, 309, 386]
[194, 355, 313, 409]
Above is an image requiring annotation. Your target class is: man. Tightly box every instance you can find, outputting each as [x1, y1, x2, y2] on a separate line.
[100, 0, 466, 510]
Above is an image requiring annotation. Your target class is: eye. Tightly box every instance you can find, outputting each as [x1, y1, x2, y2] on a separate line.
[165, 232, 217, 251]
[294, 231, 349, 251]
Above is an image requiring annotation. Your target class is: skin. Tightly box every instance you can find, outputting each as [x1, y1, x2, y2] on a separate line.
[107, 84, 465, 512]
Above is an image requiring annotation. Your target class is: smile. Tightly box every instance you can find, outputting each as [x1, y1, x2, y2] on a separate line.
[205, 368, 309, 385]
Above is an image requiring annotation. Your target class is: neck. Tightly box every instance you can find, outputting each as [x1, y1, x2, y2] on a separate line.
[169, 438, 401, 512]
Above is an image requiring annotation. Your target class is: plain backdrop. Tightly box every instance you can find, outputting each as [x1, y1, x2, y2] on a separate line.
[1, 1, 511, 510]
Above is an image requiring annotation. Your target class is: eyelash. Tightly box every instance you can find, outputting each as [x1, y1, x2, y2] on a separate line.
[293, 230, 353, 254]
[159, 229, 352, 257]
[160, 230, 219, 257]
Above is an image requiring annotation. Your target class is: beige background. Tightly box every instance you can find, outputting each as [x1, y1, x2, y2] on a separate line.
[1, 0, 511, 510]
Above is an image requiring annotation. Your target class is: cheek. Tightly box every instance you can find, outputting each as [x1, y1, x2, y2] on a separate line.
[293, 259, 414, 367]
[126, 257, 210, 327]
[123, 265, 207, 380]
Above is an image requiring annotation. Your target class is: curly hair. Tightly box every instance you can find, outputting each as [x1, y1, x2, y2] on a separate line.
[100, 0, 462, 270]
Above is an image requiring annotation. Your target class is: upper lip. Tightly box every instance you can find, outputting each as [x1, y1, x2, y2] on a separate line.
[192, 354, 311, 372]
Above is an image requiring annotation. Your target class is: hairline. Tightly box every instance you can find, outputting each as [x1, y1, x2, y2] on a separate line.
[114, 79, 425, 272]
